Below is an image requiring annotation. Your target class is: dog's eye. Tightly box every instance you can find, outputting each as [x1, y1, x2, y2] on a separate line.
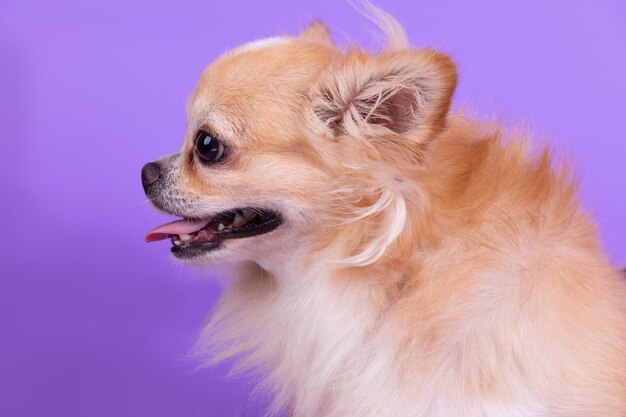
[195, 131, 225, 163]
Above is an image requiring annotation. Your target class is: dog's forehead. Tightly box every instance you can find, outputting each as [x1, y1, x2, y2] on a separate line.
[187, 39, 336, 129]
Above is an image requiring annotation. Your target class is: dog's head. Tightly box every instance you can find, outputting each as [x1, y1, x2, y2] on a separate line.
[142, 17, 456, 269]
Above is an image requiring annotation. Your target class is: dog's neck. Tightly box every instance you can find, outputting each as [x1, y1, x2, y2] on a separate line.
[198, 253, 405, 416]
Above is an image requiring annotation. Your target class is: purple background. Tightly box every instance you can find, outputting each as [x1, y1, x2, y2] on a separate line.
[1, 1, 625, 416]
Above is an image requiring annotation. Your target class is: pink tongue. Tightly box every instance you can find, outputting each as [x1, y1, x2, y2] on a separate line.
[145, 219, 210, 243]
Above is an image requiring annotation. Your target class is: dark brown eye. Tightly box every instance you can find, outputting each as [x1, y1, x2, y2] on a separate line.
[195, 131, 225, 163]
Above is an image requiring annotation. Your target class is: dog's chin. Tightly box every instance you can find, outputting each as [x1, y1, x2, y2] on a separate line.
[170, 241, 232, 265]
[145, 207, 283, 262]
[170, 240, 222, 260]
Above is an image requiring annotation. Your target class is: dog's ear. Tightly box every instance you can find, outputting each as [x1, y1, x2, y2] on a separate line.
[311, 49, 457, 144]
[298, 20, 334, 47]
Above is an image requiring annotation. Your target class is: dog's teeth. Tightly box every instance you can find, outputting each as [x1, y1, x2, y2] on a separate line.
[217, 223, 225, 231]
[232, 213, 247, 227]
[179, 234, 192, 241]
[242, 209, 257, 220]
[196, 229, 210, 240]
[174, 239, 182, 246]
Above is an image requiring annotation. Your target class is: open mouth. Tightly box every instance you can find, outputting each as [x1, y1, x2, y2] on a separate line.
[145, 208, 282, 258]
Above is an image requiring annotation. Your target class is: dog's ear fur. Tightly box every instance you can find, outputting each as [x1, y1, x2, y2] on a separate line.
[298, 20, 334, 47]
[311, 49, 457, 144]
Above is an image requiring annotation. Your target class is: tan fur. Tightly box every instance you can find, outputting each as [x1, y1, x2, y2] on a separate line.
[150, 9, 626, 417]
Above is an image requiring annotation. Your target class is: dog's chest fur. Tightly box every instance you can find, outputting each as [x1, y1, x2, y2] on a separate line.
[200, 262, 550, 417]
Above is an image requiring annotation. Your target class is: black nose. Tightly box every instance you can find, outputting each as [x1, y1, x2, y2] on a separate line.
[141, 162, 161, 190]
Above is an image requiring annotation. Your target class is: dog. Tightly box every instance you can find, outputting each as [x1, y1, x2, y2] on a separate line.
[142, 6, 626, 417]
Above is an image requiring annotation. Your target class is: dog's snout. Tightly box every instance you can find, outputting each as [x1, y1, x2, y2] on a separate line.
[141, 162, 161, 190]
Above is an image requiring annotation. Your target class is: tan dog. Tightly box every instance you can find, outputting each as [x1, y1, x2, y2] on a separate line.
[142, 6, 626, 417]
